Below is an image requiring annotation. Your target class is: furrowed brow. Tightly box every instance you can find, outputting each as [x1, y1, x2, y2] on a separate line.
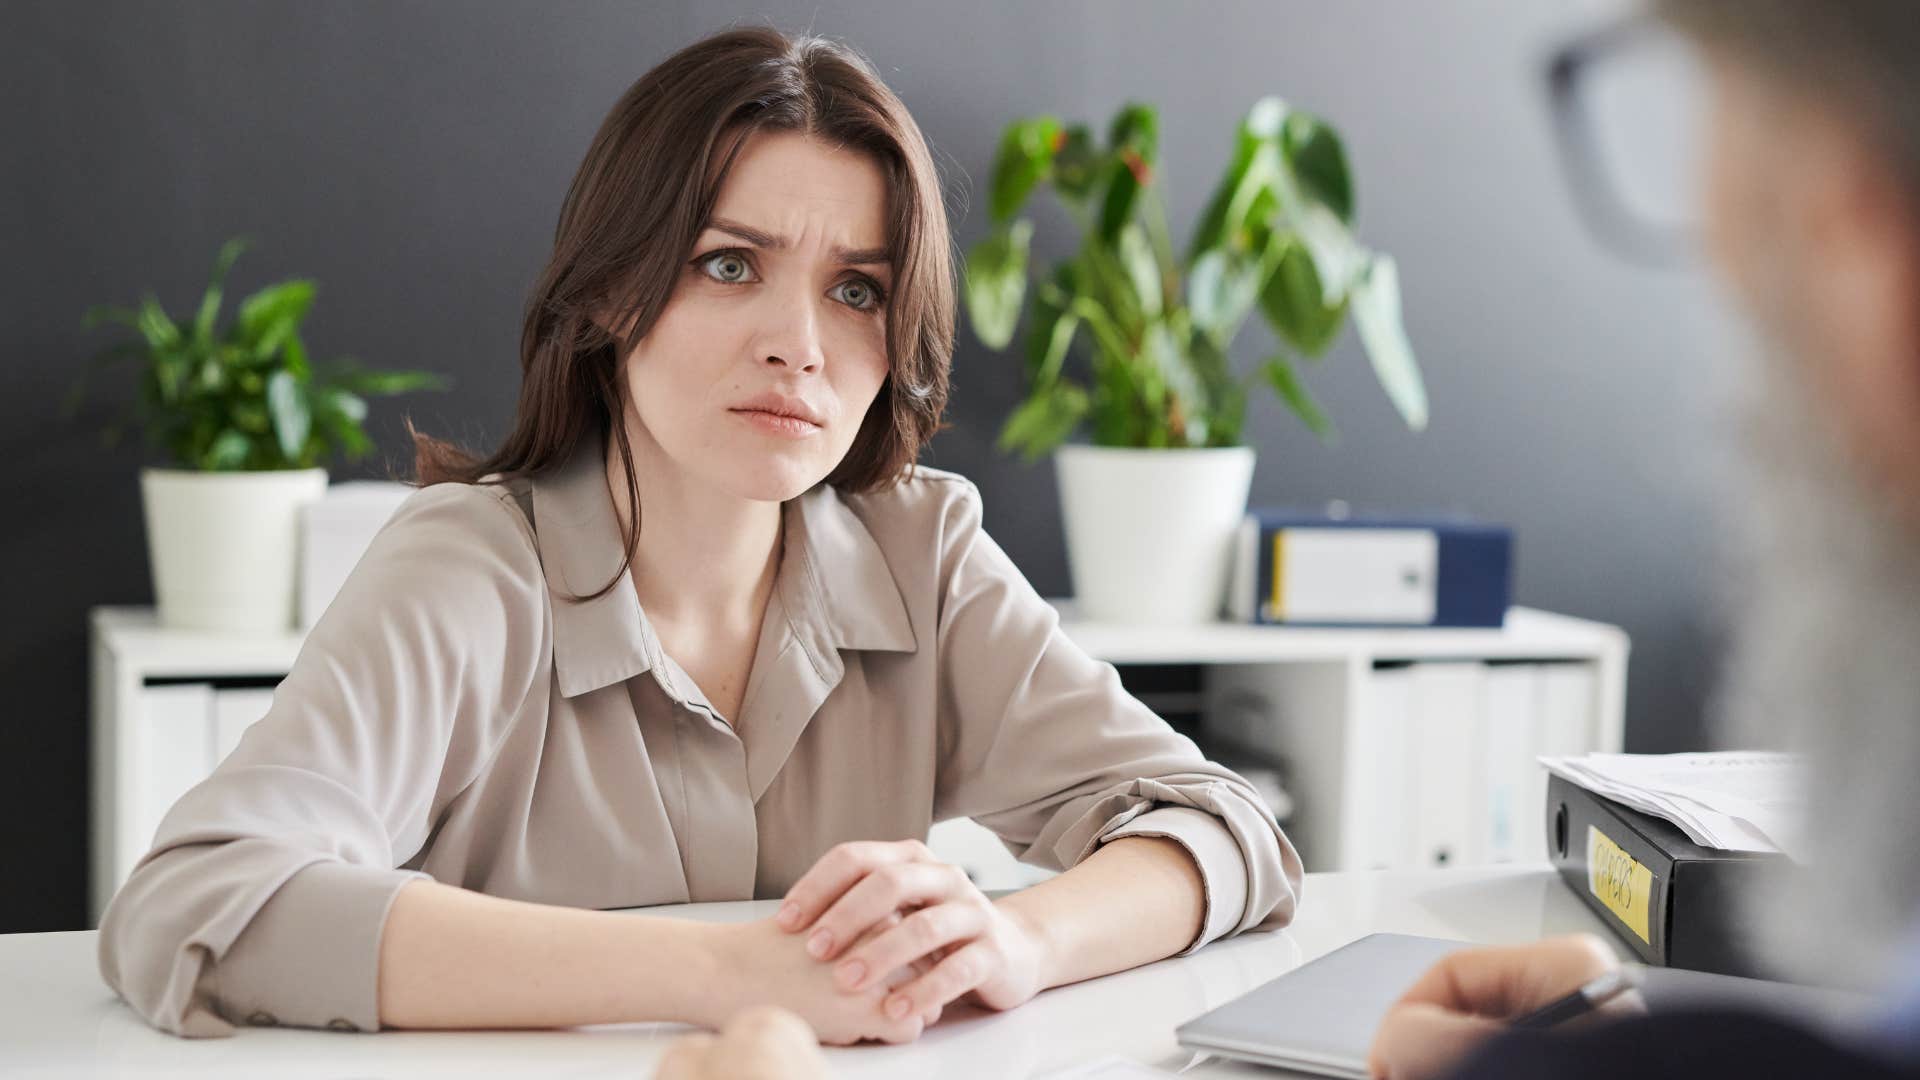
[706, 216, 891, 268]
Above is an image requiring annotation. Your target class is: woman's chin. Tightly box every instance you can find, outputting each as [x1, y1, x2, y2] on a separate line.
[715, 460, 828, 503]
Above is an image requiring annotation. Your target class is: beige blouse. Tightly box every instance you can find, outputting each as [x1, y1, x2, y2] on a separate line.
[97, 420, 1304, 1038]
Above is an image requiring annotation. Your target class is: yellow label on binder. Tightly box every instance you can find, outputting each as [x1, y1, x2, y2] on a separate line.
[1270, 530, 1287, 617]
[1586, 825, 1653, 944]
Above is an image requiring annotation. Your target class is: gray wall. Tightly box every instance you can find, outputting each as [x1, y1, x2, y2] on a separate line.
[0, 0, 1740, 932]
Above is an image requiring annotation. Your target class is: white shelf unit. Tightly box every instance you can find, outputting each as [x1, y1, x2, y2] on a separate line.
[89, 608, 306, 924]
[1048, 601, 1629, 874]
[89, 602, 1628, 923]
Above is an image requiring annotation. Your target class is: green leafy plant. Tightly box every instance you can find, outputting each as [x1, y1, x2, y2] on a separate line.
[66, 235, 449, 471]
[964, 98, 1427, 460]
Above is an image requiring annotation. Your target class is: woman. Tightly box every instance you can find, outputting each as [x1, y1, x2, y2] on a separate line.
[98, 26, 1302, 1045]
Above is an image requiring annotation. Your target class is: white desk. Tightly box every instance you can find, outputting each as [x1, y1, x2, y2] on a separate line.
[2, 866, 1618, 1078]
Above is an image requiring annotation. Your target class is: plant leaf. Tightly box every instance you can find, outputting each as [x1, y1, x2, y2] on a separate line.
[193, 235, 251, 346]
[1143, 321, 1208, 444]
[1259, 239, 1348, 357]
[996, 380, 1090, 461]
[962, 219, 1034, 350]
[1351, 255, 1428, 431]
[329, 365, 447, 396]
[1187, 249, 1262, 344]
[266, 369, 311, 464]
[1293, 204, 1370, 298]
[281, 333, 311, 380]
[326, 386, 369, 424]
[1261, 355, 1336, 441]
[1117, 224, 1161, 319]
[1245, 96, 1288, 140]
[1282, 112, 1355, 224]
[1051, 125, 1103, 204]
[1096, 156, 1141, 244]
[1023, 267, 1081, 387]
[1077, 242, 1144, 340]
[1189, 97, 1288, 261]
[237, 280, 315, 360]
[136, 295, 181, 351]
[1107, 102, 1158, 162]
[1186, 329, 1248, 446]
[989, 116, 1062, 223]
[204, 428, 252, 471]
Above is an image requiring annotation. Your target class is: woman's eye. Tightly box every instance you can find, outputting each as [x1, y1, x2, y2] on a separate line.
[833, 278, 885, 311]
[699, 251, 755, 284]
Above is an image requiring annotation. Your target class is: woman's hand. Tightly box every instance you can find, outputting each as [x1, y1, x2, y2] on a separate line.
[702, 914, 930, 1046]
[775, 840, 1049, 1024]
[655, 1005, 829, 1080]
[1367, 934, 1636, 1080]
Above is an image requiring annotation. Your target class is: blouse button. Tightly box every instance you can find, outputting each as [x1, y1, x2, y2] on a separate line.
[327, 1017, 361, 1032]
[246, 1010, 278, 1027]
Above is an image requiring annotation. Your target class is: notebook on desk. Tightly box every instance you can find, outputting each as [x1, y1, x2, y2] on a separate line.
[1175, 932, 1468, 1078]
[1175, 931, 1872, 1079]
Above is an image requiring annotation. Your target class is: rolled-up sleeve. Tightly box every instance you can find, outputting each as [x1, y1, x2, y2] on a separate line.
[97, 483, 548, 1037]
[928, 479, 1303, 953]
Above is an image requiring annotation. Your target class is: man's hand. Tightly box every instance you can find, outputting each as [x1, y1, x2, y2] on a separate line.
[1367, 934, 1633, 1080]
[655, 1006, 829, 1080]
[776, 840, 1048, 1023]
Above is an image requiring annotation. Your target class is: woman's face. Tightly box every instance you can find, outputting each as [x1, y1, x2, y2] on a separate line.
[619, 130, 894, 503]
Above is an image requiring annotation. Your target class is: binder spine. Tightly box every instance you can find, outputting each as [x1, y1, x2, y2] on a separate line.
[1547, 774, 1671, 966]
[1545, 774, 1783, 978]
[1236, 515, 1511, 628]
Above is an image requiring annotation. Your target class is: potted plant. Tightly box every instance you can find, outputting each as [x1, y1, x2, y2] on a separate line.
[963, 98, 1427, 624]
[68, 235, 449, 632]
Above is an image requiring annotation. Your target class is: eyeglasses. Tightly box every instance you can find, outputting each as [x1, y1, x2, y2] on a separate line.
[1546, 13, 1708, 265]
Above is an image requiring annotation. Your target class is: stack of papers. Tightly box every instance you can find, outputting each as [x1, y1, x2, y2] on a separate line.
[1539, 752, 1804, 859]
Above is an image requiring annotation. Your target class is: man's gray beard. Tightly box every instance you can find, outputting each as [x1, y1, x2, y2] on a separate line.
[1711, 340, 1920, 990]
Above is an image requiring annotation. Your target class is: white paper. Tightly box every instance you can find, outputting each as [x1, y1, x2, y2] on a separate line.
[1539, 751, 1804, 859]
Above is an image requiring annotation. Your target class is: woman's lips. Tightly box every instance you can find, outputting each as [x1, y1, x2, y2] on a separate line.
[731, 408, 822, 438]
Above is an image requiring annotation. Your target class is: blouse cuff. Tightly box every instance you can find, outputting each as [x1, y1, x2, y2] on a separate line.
[214, 860, 432, 1033]
[1098, 803, 1249, 955]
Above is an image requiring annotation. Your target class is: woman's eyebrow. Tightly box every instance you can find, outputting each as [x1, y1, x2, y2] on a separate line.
[705, 216, 890, 268]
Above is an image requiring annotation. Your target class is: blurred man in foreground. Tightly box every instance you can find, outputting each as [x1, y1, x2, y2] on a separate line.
[1374, 1, 1920, 1077]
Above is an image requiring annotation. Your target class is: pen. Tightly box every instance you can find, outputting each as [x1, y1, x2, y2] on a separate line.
[1509, 967, 1641, 1030]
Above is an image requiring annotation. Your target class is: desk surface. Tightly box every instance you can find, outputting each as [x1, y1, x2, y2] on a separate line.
[2, 865, 1617, 1079]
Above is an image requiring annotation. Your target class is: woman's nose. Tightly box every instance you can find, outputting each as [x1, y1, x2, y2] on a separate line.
[759, 284, 826, 374]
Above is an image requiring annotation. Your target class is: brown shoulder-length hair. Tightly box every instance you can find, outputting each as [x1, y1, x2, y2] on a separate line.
[408, 26, 956, 601]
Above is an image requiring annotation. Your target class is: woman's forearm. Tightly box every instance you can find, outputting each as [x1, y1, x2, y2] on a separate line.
[376, 879, 728, 1030]
[993, 834, 1206, 991]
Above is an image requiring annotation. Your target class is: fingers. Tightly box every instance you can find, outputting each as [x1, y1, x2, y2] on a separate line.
[1392, 934, 1619, 1018]
[653, 1032, 717, 1080]
[834, 901, 989, 992]
[1368, 1002, 1505, 1080]
[878, 940, 996, 1022]
[777, 840, 934, 936]
[1368, 935, 1622, 1080]
[803, 859, 975, 963]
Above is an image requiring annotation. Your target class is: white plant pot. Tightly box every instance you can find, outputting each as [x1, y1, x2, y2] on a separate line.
[1054, 444, 1256, 624]
[140, 467, 330, 632]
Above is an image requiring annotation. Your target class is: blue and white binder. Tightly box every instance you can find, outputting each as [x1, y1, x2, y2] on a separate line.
[1227, 509, 1513, 627]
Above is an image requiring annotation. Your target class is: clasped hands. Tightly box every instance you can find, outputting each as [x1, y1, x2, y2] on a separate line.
[702, 839, 1048, 1045]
